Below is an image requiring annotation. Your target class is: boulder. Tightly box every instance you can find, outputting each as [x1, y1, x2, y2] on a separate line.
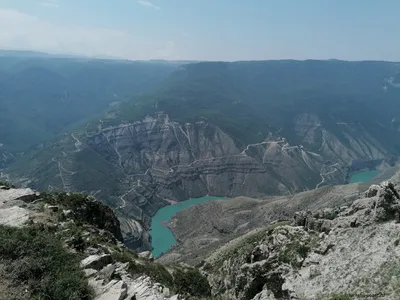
[320, 220, 332, 233]
[99, 264, 117, 281]
[63, 209, 73, 217]
[138, 251, 153, 260]
[365, 184, 381, 198]
[94, 280, 127, 300]
[81, 254, 112, 270]
[0, 206, 29, 227]
[84, 269, 98, 278]
[293, 211, 312, 227]
[0, 188, 37, 207]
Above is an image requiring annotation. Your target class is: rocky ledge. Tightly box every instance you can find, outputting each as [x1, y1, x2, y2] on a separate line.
[204, 181, 400, 300]
[0, 184, 210, 300]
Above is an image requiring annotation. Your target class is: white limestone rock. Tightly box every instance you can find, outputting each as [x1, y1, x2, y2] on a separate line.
[80, 254, 112, 270]
[138, 251, 153, 260]
[0, 188, 37, 207]
[0, 206, 29, 227]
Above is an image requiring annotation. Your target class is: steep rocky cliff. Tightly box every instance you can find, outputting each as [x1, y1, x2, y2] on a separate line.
[7, 110, 395, 250]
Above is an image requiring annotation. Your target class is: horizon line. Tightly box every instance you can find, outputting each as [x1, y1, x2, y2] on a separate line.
[1, 48, 399, 64]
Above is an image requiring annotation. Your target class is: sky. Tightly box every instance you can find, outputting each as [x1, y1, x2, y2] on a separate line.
[0, 0, 399, 61]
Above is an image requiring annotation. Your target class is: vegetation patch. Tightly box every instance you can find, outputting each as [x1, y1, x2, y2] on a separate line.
[40, 192, 123, 241]
[110, 246, 210, 297]
[316, 294, 352, 300]
[0, 225, 93, 300]
[278, 242, 311, 268]
[212, 221, 290, 271]
[0, 180, 16, 189]
[173, 267, 211, 297]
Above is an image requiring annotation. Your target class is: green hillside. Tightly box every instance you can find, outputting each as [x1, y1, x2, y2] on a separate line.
[0, 54, 179, 153]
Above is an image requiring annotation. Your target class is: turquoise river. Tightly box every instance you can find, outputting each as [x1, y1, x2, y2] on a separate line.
[150, 196, 228, 257]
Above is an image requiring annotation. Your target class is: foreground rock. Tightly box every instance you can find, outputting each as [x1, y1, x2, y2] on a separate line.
[4, 179, 400, 299]
[0, 186, 210, 300]
[204, 181, 400, 300]
[85, 259, 178, 300]
[0, 187, 39, 227]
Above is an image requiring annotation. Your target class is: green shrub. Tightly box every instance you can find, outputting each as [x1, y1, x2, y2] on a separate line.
[317, 294, 352, 300]
[173, 268, 211, 297]
[0, 225, 93, 300]
[40, 192, 123, 241]
[127, 260, 174, 288]
[328, 295, 351, 300]
[0, 180, 16, 188]
[278, 242, 310, 268]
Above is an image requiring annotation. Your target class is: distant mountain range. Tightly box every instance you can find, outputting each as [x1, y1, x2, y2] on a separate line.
[0, 49, 90, 59]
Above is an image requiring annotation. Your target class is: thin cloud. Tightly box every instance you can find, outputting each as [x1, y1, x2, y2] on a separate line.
[39, 0, 59, 8]
[0, 8, 176, 60]
[137, 0, 160, 10]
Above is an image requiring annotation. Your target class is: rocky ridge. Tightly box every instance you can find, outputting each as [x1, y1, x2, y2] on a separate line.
[0, 183, 210, 300]
[203, 181, 400, 299]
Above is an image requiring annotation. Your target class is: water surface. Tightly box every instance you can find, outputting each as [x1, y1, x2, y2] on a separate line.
[150, 196, 228, 258]
[349, 169, 379, 183]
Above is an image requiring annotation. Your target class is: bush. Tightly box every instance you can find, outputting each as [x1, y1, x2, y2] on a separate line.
[41, 192, 123, 241]
[329, 295, 351, 300]
[173, 268, 211, 297]
[0, 225, 93, 300]
[0, 180, 16, 188]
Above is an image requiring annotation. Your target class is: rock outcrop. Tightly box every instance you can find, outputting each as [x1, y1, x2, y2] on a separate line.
[0, 186, 210, 300]
[204, 180, 400, 300]
[82, 254, 179, 300]
[0, 186, 39, 227]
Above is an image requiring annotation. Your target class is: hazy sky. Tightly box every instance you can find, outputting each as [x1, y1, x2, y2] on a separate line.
[0, 0, 399, 61]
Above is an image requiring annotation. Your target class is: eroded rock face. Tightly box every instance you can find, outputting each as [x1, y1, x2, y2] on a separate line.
[86, 261, 179, 300]
[74, 197, 124, 242]
[13, 112, 392, 250]
[206, 225, 316, 300]
[205, 181, 400, 300]
[86, 113, 326, 200]
[293, 207, 343, 234]
[82, 113, 388, 249]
